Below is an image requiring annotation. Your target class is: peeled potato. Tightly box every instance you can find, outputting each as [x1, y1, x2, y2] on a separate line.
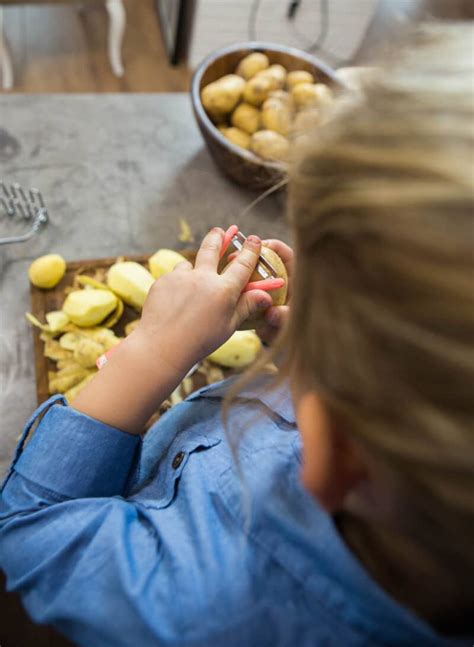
[63, 289, 118, 327]
[250, 130, 290, 162]
[261, 98, 291, 136]
[223, 127, 251, 150]
[243, 75, 273, 107]
[286, 70, 314, 90]
[149, 249, 188, 279]
[107, 261, 155, 310]
[236, 52, 269, 80]
[230, 102, 260, 134]
[201, 74, 246, 119]
[28, 254, 66, 289]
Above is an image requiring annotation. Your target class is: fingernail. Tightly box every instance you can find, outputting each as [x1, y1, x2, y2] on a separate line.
[247, 235, 261, 245]
[258, 299, 270, 309]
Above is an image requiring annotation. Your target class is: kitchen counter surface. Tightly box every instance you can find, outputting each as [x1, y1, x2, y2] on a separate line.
[0, 93, 289, 477]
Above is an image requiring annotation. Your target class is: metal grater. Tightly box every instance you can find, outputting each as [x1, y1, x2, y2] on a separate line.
[0, 181, 49, 246]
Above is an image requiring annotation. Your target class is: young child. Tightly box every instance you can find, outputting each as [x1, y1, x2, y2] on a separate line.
[1, 22, 472, 646]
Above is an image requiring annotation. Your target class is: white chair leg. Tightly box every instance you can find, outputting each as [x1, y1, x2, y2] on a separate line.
[105, 0, 125, 77]
[0, 8, 14, 91]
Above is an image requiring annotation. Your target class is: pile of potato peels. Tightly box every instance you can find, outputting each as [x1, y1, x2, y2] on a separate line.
[26, 251, 265, 415]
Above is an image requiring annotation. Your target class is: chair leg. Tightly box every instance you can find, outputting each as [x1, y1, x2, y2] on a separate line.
[105, 0, 125, 77]
[0, 7, 14, 91]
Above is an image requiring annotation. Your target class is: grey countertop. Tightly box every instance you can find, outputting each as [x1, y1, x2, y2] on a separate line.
[0, 93, 289, 477]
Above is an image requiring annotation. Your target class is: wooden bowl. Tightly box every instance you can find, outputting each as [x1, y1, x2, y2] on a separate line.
[191, 42, 344, 191]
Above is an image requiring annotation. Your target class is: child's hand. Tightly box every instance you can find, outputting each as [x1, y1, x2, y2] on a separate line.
[137, 227, 274, 373]
[254, 239, 294, 346]
[72, 228, 276, 434]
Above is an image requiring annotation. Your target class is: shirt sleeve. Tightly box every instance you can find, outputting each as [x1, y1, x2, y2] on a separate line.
[2, 397, 141, 498]
[0, 399, 159, 645]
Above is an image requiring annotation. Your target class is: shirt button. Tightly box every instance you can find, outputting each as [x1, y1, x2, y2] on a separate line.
[172, 451, 185, 470]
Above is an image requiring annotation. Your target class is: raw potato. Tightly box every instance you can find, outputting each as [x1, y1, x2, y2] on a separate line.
[292, 82, 334, 111]
[239, 246, 288, 330]
[236, 52, 269, 80]
[201, 74, 246, 118]
[292, 107, 321, 134]
[313, 83, 334, 107]
[291, 82, 320, 109]
[250, 130, 290, 162]
[286, 70, 314, 89]
[268, 90, 293, 109]
[261, 98, 291, 136]
[149, 249, 188, 279]
[63, 289, 118, 327]
[243, 75, 273, 107]
[223, 127, 251, 150]
[107, 261, 155, 310]
[230, 102, 260, 134]
[28, 254, 66, 289]
[208, 330, 261, 369]
[260, 64, 286, 89]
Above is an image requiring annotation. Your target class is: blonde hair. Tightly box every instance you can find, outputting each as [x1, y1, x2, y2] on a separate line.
[230, 22, 474, 582]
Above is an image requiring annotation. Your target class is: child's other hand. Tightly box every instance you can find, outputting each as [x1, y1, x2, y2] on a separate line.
[254, 239, 294, 346]
[137, 228, 274, 373]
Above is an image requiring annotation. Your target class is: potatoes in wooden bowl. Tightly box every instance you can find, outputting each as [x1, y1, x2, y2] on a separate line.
[191, 42, 344, 190]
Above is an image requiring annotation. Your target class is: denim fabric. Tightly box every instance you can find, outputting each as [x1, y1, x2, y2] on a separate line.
[0, 376, 462, 647]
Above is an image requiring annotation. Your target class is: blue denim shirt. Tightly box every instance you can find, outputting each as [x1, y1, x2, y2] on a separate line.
[0, 377, 463, 646]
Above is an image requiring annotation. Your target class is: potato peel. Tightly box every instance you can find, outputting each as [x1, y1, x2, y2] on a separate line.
[101, 297, 124, 329]
[25, 312, 51, 332]
[76, 275, 109, 290]
[178, 218, 194, 243]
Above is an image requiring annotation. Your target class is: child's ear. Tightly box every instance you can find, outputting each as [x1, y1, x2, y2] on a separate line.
[296, 392, 367, 511]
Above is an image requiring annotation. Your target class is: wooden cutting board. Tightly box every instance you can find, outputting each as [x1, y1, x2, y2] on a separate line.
[29, 251, 200, 406]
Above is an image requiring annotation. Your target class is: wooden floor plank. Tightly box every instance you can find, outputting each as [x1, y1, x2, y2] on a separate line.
[2, 0, 190, 93]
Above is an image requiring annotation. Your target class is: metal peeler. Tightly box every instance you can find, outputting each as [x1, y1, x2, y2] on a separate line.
[221, 225, 278, 279]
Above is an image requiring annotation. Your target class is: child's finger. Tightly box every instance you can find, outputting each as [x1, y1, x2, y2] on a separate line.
[173, 260, 193, 272]
[265, 304, 290, 328]
[226, 251, 238, 263]
[195, 227, 224, 271]
[261, 239, 294, 267]
[234, 289, 273, 328]
[225, 235, 263, 293]
[242, 277, 285, 293]
[220, 224, 239, 259]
